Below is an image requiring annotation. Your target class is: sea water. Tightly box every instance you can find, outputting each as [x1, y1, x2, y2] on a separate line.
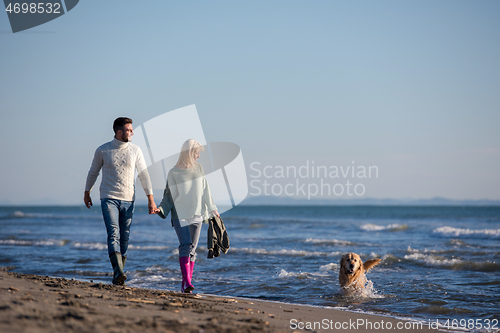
[0, 205, 498, 327]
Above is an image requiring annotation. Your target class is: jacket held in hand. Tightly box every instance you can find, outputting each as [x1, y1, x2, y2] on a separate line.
[207, 215, 229, 258]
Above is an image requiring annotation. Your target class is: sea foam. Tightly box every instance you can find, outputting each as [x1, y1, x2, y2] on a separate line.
[0, 239, 68, 246]
[128, 245, 170, 251]
[277, 269, 309, 279]
[360, 223, 408, 231]
[433, 226, 500, 238]
[73, 242, 107, 251]
[319, 263, 338, 271]
[404, 253, 500, 271]
[340, 279, 384, 299]
[305, 238, 355, 245]
[231, 247, 342, 257]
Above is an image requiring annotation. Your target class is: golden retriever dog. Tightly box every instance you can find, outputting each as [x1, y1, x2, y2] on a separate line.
[339, 253, 381, 290]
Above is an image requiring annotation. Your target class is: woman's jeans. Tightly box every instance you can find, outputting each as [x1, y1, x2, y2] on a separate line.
[172, 216, 202, 261]
[101, 199, 135, 257]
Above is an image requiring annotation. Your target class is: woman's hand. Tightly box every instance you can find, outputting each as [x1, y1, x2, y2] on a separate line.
[212, 210, 220, 218]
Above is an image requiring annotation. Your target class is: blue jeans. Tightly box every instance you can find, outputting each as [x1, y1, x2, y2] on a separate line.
[101, 199, 135, 257]
[172, 218, 202, 261]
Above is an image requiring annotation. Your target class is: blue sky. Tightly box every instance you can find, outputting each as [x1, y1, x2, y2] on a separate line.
[1, 1, 499, 205]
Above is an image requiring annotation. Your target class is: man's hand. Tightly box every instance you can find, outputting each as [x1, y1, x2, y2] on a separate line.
[84, 191, 93, 209]
[147, 194, 158, 214]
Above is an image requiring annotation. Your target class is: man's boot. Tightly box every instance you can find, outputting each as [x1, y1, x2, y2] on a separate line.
[118, 255, 127, 286]
[109, 252, 127, 285]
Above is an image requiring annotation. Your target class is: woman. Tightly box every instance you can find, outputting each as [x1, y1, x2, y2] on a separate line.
[157, 139, 219, 293]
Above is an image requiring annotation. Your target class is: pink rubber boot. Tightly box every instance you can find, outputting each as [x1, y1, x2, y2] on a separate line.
[189, 260, 195, 285]
[179, 257, 194, 293]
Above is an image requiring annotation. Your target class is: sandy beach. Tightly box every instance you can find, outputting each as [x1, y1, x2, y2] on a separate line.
[0, 267, 446, 333]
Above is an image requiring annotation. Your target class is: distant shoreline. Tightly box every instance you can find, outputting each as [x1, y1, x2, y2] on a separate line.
[1, 199, 500, 208]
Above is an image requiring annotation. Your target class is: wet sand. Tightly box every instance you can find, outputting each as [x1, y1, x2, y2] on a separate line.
[0, 267, 442, 333]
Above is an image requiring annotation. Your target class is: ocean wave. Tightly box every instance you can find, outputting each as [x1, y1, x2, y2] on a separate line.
[225, 215, 338, 224]
[127, 267, 179, 287]
[319, 263, 338, 272]
[0, 239, 69, 246]
[145, 266, 169, 273]
[360, 223, 408, 232]
[73, 242, 107, 251]
[0, 211, 43, 219]
[381, 253, 399, 263]
[55, 270, 109, 277]
[0, 210, 46, 219]
[433, 226, 500, 238]
[403, 253, 500, 272]
[0, 210, 102, 221]
[277, 269, 309, 279]
[128, 274, 178, 285]
[0, 239, 170, 252]
[305, 238, 355, 246]
[231, 247, 342, 257]
[448, 239, 471, 247]
[128, 245, 170, 251]
[276, 264, 339, 279]
[2, 211, 28, 219]
[406, 246, 453, 255]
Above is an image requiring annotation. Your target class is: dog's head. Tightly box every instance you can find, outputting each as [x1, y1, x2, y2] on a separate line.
[340, 252, 362, 276]
[339, 252, 381, 289]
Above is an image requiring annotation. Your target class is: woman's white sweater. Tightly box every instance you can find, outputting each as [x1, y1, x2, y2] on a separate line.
[159, 163, 217, 221]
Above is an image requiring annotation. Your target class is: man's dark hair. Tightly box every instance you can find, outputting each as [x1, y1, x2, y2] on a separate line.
[113, 117, 133, 134]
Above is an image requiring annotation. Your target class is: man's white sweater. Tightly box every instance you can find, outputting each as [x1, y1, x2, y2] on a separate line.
[85, 138, 153, 201]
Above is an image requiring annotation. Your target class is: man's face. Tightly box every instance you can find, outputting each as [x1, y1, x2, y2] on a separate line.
[117, 123, 134, 142]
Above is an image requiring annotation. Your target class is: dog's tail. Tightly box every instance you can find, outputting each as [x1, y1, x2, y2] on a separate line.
[363, 258, 381, 273]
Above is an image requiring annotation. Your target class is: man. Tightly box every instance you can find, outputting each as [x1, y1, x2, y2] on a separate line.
[84, 117, 157, 285]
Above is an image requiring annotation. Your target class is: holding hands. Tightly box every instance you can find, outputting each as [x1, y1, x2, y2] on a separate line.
[147, 194, 159, 214]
